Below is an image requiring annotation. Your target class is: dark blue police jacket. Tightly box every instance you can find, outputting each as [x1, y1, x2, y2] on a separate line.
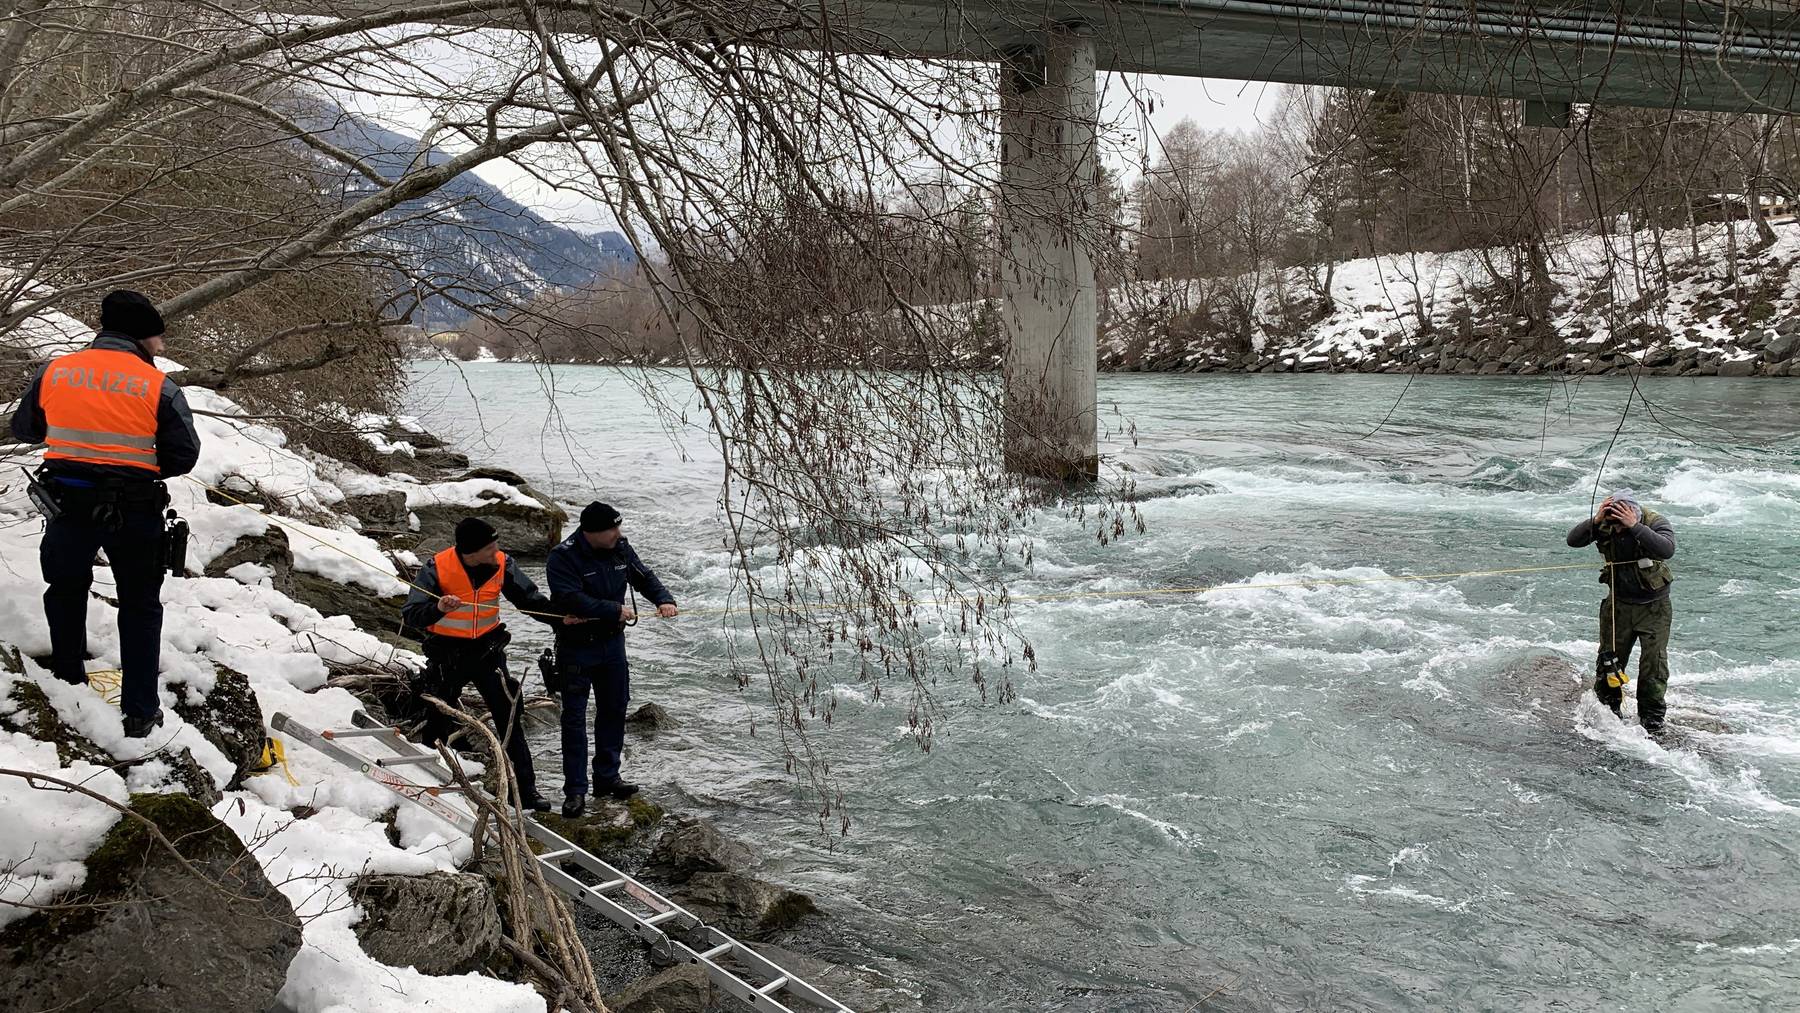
[545, 532, 675, 666]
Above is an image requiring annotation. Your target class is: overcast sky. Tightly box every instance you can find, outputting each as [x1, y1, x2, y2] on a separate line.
[461, 73, 1290, 236]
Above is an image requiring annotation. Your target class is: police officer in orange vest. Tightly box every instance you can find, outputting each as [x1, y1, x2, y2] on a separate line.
[9, 291, 201, 738]
[400, 517, 568, 812]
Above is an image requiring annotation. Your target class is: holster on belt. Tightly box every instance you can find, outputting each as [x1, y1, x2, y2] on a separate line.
[47, 473, 169, 531]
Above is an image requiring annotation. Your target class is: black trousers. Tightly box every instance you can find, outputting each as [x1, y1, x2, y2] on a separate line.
[40, 504, 165, 720]
[418, 643, 539, 797]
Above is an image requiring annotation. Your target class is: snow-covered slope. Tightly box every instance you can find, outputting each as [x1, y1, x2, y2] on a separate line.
[1100, 221, 1800, 374]
[0, 310, 544, 1011]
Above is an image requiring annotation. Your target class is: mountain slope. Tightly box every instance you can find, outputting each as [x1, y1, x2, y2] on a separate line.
[320, 115, 636, 325]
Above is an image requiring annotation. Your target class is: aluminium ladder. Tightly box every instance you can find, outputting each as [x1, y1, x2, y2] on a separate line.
[270, 710, 852, 1013]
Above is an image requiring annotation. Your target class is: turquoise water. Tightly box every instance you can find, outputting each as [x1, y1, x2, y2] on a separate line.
[408, 365, 1800, 1011]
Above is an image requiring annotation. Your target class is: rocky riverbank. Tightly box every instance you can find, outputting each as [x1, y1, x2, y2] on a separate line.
[1109, 314, 1800, 378]
[1123, 314, 1800, 377]
[1098, 222, 1800, 379]
[0, 305, 889, 1012]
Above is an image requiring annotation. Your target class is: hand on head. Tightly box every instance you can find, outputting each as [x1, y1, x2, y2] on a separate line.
[1597, 497, 1639, 527]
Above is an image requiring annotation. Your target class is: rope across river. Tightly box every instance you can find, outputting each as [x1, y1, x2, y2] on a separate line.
[185, 475, 1616, 624]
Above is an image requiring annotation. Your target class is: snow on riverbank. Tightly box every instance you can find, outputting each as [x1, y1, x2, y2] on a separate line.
[0, 316, 546, 1009]
[1101, 221, 1800, 373]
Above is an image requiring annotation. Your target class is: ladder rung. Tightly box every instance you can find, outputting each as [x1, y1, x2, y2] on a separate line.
[375, 754, 443, 767]
[757, 975, 790, 996]
[282, 707, 858, 1013]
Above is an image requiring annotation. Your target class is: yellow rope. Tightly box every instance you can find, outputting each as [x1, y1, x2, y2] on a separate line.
[255, 737, 301, 786]
[85, 668, 122, 705]
[184, 475, 1615, 624]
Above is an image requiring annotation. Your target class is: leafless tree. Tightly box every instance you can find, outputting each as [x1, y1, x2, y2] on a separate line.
[2, 1, 1158, 831]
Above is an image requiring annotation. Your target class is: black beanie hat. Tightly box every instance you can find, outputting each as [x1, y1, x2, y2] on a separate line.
[454, 517, 499, 554]
[99, 290, 165, 342]
[580, 501, 622, 532]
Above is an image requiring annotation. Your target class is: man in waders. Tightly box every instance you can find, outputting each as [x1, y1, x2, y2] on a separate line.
[401, 518, 569, 812]
[1567, 490, 1677, 734]
[8, 291, 201, 739]
[546, 501, 677, 817]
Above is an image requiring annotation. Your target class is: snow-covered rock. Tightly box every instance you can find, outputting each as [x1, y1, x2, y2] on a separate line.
[407, 468, 569, 555]
[0, 310, 545, 1012]
[0, 793, 303, 1013]
[350, 871, 502, 976]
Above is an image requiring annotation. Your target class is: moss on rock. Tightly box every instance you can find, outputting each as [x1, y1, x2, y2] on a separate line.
[535, 797, 663, 858]
[0, 792, 302, 1013]
[170, 664, 265, 788]
[0, 793, 239, 960]
[626, 796, 664, 828]
[1, 681, 109, 767]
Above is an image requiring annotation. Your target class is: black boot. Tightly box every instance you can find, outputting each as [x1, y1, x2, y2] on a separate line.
[598, 778, 640, 800]
[519, 791, 552, 814]
[122, 709, 164, 739]
[560, 795, 586, 819]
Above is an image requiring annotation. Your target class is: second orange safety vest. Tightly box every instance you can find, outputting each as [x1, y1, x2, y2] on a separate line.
[426, 547, 507, 639]
[38, 347, 166, 472]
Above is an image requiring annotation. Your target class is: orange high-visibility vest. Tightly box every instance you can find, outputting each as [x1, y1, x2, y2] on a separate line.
[38, 348, 165, 472]
[426, 547, 507, 639]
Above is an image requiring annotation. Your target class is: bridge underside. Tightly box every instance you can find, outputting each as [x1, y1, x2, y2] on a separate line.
[843, 1, 1800, 115]
[261, 1, 1800, 115]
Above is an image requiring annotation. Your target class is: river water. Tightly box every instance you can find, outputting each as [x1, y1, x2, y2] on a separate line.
[406, 364, 1800, 1012]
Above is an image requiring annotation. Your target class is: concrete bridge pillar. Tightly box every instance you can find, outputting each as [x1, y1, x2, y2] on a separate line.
[998, 24, 1100, 481]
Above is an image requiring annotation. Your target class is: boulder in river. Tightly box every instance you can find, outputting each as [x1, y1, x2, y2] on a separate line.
[648, 818, 755, 884]
[535, 795, 664, 858]
[675, 871, 818, 939]
[626, 702, 676, 731]
[0, 793, 302, 1013]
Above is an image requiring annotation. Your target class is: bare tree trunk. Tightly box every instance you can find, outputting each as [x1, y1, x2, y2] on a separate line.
[1748, 116, 1780, 254]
